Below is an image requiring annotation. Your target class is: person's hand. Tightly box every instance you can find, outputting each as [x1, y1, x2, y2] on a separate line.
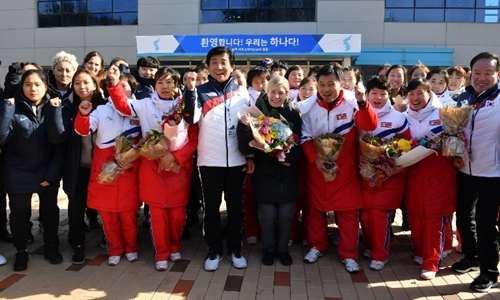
[358, 155, 371, 169]
[6, 98, 14, 105]
[108, 65, 120, 86]
[158, 152, 176, 170]
[452, 156, 464, 169]
[314, 157, 329, 173]
[457, 132, 468, 148]
[79, 100, 92, 116]
[49, 97, 61, 107]
[246, 158, 255, 174]
[240, 114, 251, 125]
[40, 181, 50, 187]
[116, 159, 133, 171]
[185, 72, 196, 90]
[354, 85, 366, 102]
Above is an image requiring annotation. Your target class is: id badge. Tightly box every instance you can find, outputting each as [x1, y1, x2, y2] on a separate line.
[228, 124, 235, 136]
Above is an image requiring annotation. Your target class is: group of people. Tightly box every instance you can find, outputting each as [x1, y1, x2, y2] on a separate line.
[0, 46, 498, 293]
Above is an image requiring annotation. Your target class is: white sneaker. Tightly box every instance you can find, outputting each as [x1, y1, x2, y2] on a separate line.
[442, 248, 453, 258]
[369, 259, 388, 271]
[155, 260, 168, 271]
[0, 255, 6, 266]
[342, 258, 360, 274]
[204, 252, 222, 271]
[288, 239, 293, 247]
[169, 252, 182, 262]
[363, 249, 372, 259]
[108, 256, 121, 266]
[413, 256, 423, 265]
[303, 247, 323, 263]
[125, 252, 138, 262]
[421, 269, 436, 280]
[228, 251, 247, 269]
[246, 236, 257, 246]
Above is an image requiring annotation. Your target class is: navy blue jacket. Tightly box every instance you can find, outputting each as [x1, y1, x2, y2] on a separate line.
[132, 71, 154, 100]
[0, 93, 64, 194]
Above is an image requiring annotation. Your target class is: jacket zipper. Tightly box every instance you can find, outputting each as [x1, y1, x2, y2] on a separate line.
[223, 89, 229, 167]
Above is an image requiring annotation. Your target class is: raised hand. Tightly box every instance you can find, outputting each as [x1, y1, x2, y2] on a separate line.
[354, 85, 366, 103]
[185, 72, 196, 90]
[6, 98, 14, 105]
[49, 97, 61, 107]
[79, 100, 92, 116]
[108, 65, 120, 86]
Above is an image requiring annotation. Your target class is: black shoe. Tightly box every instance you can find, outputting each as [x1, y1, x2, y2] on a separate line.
[470, 273, 498, 292]
[142, 220, 150, 229]
[452, 257, 480, 273]
[182, 228, 191, 240]
[278, 252, 293, 266]
[27, 231, 34, 244]
[401, 220, 410, 231]
[44, 245, 63, 265]
[262, 252, 275, 266]
[38, 222, 44, 233]
[72, 246, 85, 265]
[14, 250, 29, 271]
[100, 235, 108, 249]
[390, 226, 395, 240]
[88, 220, 100, 231]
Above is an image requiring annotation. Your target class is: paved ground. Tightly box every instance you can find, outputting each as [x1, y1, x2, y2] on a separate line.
[0, 189, 498, 300]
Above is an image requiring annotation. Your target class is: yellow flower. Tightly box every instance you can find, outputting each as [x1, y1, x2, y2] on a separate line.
[258, 115, 264, 121]
[270, 130, 278, 139]
[397, 139, 412, 152]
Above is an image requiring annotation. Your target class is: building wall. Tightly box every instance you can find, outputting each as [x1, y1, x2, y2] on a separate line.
[0, 0, 499, 78]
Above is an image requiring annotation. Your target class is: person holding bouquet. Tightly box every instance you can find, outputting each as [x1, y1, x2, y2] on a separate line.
[358, 76, 410, 271]
[300, 64, 378, 273]
[74, 72, 141, 266]
[403, 78, 457, 280]
[237, 76, 301, 265]
[107, 65, 198, 271]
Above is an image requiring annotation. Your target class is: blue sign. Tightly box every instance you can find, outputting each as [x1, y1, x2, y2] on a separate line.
[136, 34, 361, 57]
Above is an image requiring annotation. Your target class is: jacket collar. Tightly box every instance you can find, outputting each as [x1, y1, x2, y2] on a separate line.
[374, 100, 392, 117]
[407, 93, 441, 122]
[465, 82, 500, 104]
[316, 90, 345, 111]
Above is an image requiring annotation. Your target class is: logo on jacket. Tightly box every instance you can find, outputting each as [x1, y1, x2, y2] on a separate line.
[19, 116, 28, 121]
[130, 119, 140, 125]
[206, 92, 218, 97]
[381, 122, 392, 128]
[336, 113, 347, 120]
[429, 119, 441, 126]
[486, 100, 495, 108]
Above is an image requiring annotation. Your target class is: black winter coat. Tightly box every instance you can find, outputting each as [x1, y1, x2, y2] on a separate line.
[0, 93, 64, 194]
[132, 71, 154, 100]
[237, 95, 302, 204]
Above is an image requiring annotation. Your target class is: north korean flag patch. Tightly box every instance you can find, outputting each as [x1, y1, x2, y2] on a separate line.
[130, 119, 140, 125]
[381, 122, 392, 128]
[336, 113, 347, 120]
[429, 119, 441, 126]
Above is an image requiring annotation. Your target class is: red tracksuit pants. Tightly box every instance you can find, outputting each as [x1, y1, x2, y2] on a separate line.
[100, 210, 138, 257]
[149, 206, 186, 261]
[307, 207, 359, 260]
[243, 174, 260, 238]
[444, 214, 453, 251]
[409, 214, 448, 272]
[360, 209, 392, 262]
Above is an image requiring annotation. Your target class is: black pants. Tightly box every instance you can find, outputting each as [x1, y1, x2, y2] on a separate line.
[186, 157, 202, 227]
[9, 189, 59, 250]
[456, 171, 500, 278]
[257, 202, 295, 254]
[0, 191, 7, 235]
[68, 167, 90, 247]
[200, 165, 246, 254]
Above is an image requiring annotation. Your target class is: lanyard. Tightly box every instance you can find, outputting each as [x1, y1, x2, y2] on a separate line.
[212, 85, 233, 121]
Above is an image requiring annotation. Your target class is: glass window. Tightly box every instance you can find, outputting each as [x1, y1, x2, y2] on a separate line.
[62, 1, 86, 13]
[416, 0, 444, 7]
[113, 0, 137, 12]
[260, 0, 284, 8]
[446, 8, 475, 21]
[257, 8, 287, 21]
[287, 8, 315, 21]
[62, 13, 86, 26]
[230, 0, 256, 9]
[88, 13, 113, 25]
[201, 0, 228, 9]
[113, 12, 138, 25]
[446, 0, 475, 8]
[476, 9, 500, 21]
[88, 0, 111, 13]
[39, 15, 61, 27]
[385, 8, 414, 21]
[288, 0, 314, 8]
[477, 0, 500, 8]
[39, 2, 61, 15]
[415, 8, 444, 21]
[386, 0, 413, 8]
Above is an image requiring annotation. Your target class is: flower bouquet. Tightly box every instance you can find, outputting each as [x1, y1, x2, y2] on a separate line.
[161, 97, 189, 152]
[138, 129, 169, 160]
[314, 133, 345, 182]
[386, 136, 438, 168]
[359, 134, 389, 187]
[439, 102, 474, 156]
[97, 135, 140, 184]
[246, 105, 298, 162]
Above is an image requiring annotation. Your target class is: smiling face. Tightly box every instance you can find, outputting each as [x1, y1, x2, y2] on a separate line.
[317, 73, 341, 103]
[407, 85, 431, 111]
[448, 72, 465, 91]
[388, 67, 405, 90]
[411, 68, 427, 80]
[53, 61, 75, 89]
[342, 70, 357, 91]
[232, 69, 246, 87]
[138, 66, 157, 79]
[428, 73, 447, 94]
[288, 70, 303, 88]
[251, 76, 268, 92]
[155, 74, 176, 99]
[85, 56, 102, 76]
[267, 84, 288, 108]
[73, 73, 97, 102]
[367, 87, 389, 109]
[23, 73, 47, 105]
[299, 82, 317, 100]
[208, 53, 234, 83]
[471, 58, 500, 95]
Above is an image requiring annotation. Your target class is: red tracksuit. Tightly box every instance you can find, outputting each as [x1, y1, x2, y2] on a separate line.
[301, 91, 378, 259]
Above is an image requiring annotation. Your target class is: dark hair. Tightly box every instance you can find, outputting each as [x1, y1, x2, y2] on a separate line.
[463, 66, 471, 73]
[136, 56, 160, 69]
[71, 69, 102, 105]
[271, 60, 288, 72]
[284, 65, 303, 80]
[447, 66, 466, 78]
[109, 57, 128, 67]
[246, 66, 270, 87]
[343, 66, 362, 85]
[307, 66, 321, 77]
[387, 64, 408, 84]
[376, 63, 391, 76]
[195, 64, 209, 75]
[407, 78, 431, 94]
[21, 69, 48, 96]
[426, 69, 449, 87]
[408, 63, 430, 79]
[299, 76, 317, 88]
[206, 46, 235, 66]
[182, 67, 197, 80]
[119, 73, 137, 95]
[365, 76, 390, 94]
[470, 52, 500, 71]
[83, 51, 105, 82]
[154, 67, 180, 87]
[316, 64, 343, 82]
[22, 62, 44, 72]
